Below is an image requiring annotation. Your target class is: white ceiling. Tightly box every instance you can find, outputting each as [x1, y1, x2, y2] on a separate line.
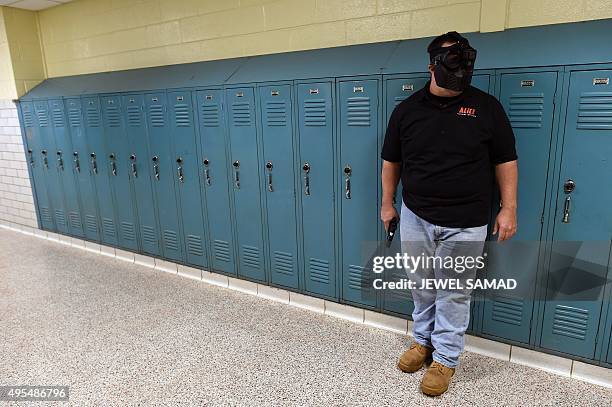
[0, 0, 73, 11]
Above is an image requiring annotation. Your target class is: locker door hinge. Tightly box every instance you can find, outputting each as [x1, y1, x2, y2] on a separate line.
[540, 212, 545, 224]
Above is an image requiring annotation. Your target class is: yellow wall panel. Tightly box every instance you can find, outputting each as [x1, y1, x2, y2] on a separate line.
[411, 2, 481, 38]
[378, 0, 447, 15]
[346, 12, 411, 44]
[315, 0, 377, 23]
[264, 0, 316, 31]
[289, 21, 347, 51]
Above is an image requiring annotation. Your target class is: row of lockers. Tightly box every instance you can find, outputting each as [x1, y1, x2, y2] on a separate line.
[18, 67, 612, 366]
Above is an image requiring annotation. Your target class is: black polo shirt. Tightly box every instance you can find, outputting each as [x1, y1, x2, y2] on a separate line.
[381, 82, 517, 228]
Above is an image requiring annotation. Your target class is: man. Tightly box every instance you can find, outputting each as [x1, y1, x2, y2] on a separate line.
[380, 32, 518, 396]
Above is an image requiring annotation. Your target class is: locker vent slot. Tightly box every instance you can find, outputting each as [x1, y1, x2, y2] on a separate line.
[508, 93, 544, 128]
[394, 96, 405, 107]
[105, 106, 121, 127]
[121, 221, 136, 242]
[141, 225, 157, 245]
[552, 305, 588, 340]
[213, 239, 231, 262]
[102, 217, 116, 238]
[127, 105, 141, 127]
[577, 91, 612, 130]
[40, 207, 52, 223]
[174, 104, 191, 127]
[231, 102, 251, 126]
[52, 108, 65, 127]
[163, 230, 179, 252]
[23, 110, 34, 127]
[241, 245, 260, 269]
[54, 209, 66, 226]
[309, 258, 330, 284]
[86, 107, 101, 127]
[201, 104, 220, 127]
[346, 97, 371, 126]
[85, 215, 98, 234]
[36, 109, 49, 127]
[303, 99, 326, 126]
[348, 264, 367, 290]
[273, 251, 294, 275]
[149, 104, 165, 127]
[265, 101, 287, 127]
[186, 234, 204, 257]
[491, 296, 523, 326]
[68, 108, 82, 127]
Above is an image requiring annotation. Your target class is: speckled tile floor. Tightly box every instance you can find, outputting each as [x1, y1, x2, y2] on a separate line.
[1, 229, 611, 406]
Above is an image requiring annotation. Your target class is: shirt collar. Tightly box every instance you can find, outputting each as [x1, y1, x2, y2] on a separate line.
[420, 80, 471, 107]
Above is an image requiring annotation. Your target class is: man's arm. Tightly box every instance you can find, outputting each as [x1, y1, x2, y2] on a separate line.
[381, 160, 401, 230]
[493, 160, 518, 241]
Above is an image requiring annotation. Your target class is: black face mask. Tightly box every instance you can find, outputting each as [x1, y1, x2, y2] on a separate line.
[430, 42, 477, 91]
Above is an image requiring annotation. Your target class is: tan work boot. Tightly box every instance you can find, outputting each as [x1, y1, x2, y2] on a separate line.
[397, 343, 433, 373]
[420, 361, 455, 396]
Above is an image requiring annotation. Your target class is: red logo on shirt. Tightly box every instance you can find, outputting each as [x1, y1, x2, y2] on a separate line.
[457, 106, 477, 117]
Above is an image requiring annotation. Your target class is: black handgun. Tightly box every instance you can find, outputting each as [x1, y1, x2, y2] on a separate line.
[385, 217, 398, 248]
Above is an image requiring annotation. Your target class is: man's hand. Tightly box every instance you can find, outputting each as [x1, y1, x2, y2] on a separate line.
[381, 204, 399, 231]
[493, 207, 517, 241]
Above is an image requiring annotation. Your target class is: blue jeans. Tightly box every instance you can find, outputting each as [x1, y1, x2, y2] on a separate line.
[400, 203, 487, 368]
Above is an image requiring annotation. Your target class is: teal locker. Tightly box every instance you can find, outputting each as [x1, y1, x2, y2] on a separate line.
[381, 76, 429, 316]
[100, 95, 139, 251]
[19, 101, 55, 231]
[48, 99, 84, 237]
[123, 94, 160, 256]
[65, 98, 101, 241]
[196, 89, 237, 275]
[82, 96, 119, 246]
[482, 71, 558, 344]
[226, 87, 266, 282]
[339, 79, 380, 307]
[168, 90, 208, 267]
[144, 92, 184, 262]
[297, 82, 337, 299]
[258, 84, 300, 289]
[540, 69, 612, 358]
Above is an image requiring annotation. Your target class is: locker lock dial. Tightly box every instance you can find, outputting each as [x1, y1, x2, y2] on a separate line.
[176, 157, 184, 183]
[152, 156, 159, 180]
[562, 179, 576, 224]
[266, 161, 273, 192]
[27, 149, 34, 167]
[73, 152, 80, 173]
[90, 152, 97, 174]
[42, 150, 48, 168]
[56, 151, 64, 171]
[232, 160, 240, 189]
[343, 165, 352, 199]
[130, 154, 138, 178]
[302, 162, 310, 196]
[109, 153, 117, 176]
[203, 159, 211, 186]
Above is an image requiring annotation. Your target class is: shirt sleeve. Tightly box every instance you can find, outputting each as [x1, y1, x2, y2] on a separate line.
[488, 97, 518, 164]
[381, 105, 402, 163]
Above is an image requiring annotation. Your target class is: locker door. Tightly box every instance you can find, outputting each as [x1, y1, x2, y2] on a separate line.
[20, 102, 55, 231]
[471, 74, 491, 93]
[101, 95, 139, 251]
[381, 77, 428, 316]
[48, 99, 84, 237]
[297, 82, 336, 298]
[196, 90, 237, 275]
[540, 69, 612, 358]
[123, 94, 160, 256]
[227, 87, 266, 281]
[169, 90, 208, 267]
[83, 96, 119, 246]
[339, 79, 379, 306]
[65, 98, 101, 241]
[482, 71, 558, 344]
[145, 92, 184, 262]
[258, 84, 299, 289]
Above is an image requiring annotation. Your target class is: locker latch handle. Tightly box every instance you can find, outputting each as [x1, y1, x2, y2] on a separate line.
[41, 150, 48, 168]
[90, 152, 97, 174]
[344, 165, 352, 199]
[176, 157, 184, 183]
[203, 159, 211, 186]
[266, 161, 273, 192]
[73, 151, 80, 173]
[232, 160, 240, 189]
[130, 154, 138, 178]
[562, 179, 575, 224]
[302, 162, 310, 196]
[152, 156, 159, 180]
[27, 149, 34, 167]
[56, 151, 64, 171]
[109, 153, 117, 176]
